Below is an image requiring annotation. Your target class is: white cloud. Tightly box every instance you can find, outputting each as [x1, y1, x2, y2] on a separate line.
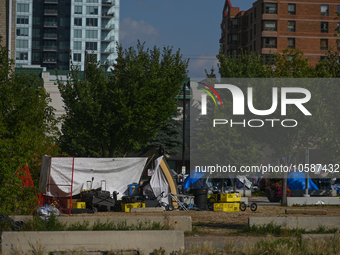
[188, 56, 219, 78]
[119, 17, 159, 45]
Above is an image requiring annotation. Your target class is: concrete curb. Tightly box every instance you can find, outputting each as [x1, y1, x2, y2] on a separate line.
[287, 197, 340, 206]
[130, 207, 164, 213]
[249, 217, 340, 231]
[11, 215, 192, 232]
[1, 230, 184, 255]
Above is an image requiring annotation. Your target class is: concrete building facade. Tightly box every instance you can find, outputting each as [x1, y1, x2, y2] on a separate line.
[0, 0, 17, 61]
[220, 0, 340, 65]
[14, 0, 119, 71]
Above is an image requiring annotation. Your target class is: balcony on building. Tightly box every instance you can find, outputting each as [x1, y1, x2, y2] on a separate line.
[43, 57, 57, 63]
[101, 34, 114, 41]
[44, 33, 57, 39]
[44, 21, 57, 27]
[43, 45, 57, 51]
[44, 0, 58, 4]
[101, 59, 115, 65]
[101, 43, 115, 53]
[102, 12, 114, 18]
[101, 23, 115, 30]
[102, 0, 114, 5]
[44, 9, 58, 15]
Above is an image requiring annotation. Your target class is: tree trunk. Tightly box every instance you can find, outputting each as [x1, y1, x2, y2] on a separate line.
[281, 171, 288, 206]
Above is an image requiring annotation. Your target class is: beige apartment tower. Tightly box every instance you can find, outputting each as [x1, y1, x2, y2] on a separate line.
[0, 0, 16, 61]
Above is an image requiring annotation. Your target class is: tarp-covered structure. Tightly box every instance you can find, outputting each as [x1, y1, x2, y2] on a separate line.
[287, 172, 319, 190]
[39, 156, 148, 199]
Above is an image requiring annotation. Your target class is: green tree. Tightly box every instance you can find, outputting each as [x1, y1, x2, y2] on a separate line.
[213, 48, 333, 205]
[58, 41, 189, 157]
[0, 39, 60, 214]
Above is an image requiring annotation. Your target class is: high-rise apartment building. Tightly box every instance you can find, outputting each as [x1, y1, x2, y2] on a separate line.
[0, 0, 16, 61]
[14, 0, 119, 70]
[220, 0, 340, 65]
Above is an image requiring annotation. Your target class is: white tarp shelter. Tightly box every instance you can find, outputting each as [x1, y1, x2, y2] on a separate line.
[39, 155, 147, 199]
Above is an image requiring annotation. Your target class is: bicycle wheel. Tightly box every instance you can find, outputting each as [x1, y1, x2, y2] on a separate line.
[250, 202, 257, 212]
[167, 205, 174, 211]
[207, 197, 216, 211]
[239, 202, 247, 211]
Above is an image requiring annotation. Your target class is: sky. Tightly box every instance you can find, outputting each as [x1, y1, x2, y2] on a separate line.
[119, 0, 255, 79]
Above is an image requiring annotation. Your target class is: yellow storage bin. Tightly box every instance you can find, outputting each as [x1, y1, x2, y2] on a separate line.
[220, 193, 241, 202]
[72, 202, 86, 209]
[214, 202, 240, 212]
[121, 202, 145, 212]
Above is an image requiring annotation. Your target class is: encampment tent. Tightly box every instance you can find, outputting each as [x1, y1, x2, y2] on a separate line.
[287, 172, 319, 190]
[39, 156, 148, 199]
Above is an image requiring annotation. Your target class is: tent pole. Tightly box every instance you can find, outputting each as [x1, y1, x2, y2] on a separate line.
[69, 157, 75, 216]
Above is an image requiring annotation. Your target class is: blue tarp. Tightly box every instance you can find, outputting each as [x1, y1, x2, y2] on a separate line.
[287, 172, 319, 190]
[184, 170, 208, 190]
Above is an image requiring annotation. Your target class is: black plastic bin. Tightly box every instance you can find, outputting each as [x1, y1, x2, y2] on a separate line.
[192, 188, 208, 210]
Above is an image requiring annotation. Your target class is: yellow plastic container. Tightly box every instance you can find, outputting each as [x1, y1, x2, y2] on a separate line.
[220, 193, 241, 202]
[214, 202, 240, 212]
[121, 202, 145, 212]
[72, 202, 86, 209]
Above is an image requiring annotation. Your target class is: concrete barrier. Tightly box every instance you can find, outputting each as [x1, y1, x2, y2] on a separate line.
[1, 230, 184, 255]
[130, 207, 164, 213]
[11, 215, 192, 232]
[291, 190, 337, 197]
[301, 234, 339, 242]
[249, 217, 340, 231]
[287, 197, 340, 206]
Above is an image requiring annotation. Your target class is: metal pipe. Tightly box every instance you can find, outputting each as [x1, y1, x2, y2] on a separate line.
[8, 0, 12, 60]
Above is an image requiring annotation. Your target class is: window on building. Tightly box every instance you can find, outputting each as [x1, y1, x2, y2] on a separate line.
[17, 15, 29, 24]
[320, 56, 327, 61]
[74, 41, 82, 50]
[16, 28, 28, 36]
[86, 6, 98, 15]
[32, 52, 40, 62]
[321, 5, 329, 16]
[321, 22, 328, 33]
[59, 41, 69, 50]
[338, 41, 340, 51]
[59, 53, 69, 62]
[15, 52, 28, 60]
[60, 17, 70, 26]
[86, 0, 98, 3]
[74, 18, 82, 26]
[254, 40, 256, 51]
[250, 13, 253, 24]
[254, 7, 257, 18]
[17, 3, 29, 12]
[74, 29, 82, 38]
[231, 19, 238, 29]
[263, 20, 277, 31]
[32, 40, 40, 49]
[287, 38, 295, 49]
[32, 29, 40, 37]
[75, 0, 82, 2]
[264, 3, 277, 14]
[73, 53, 81, 62]
[86, 30, 98, 38]
[229, 34, 237, 44]
[86, 18, 98, 27]
[16, 39, 28, 48]
[86, 41, 97, 50]
[288, 4, 296, 15]
[262, 37, 277, 48]
[288, 21, 295, 32]
[254, 24, 256, 35]
[338, 6, 340, 16]
[249, 29, 252, 40]
[320, 39, 328, 50]
[74, 6, 82, 14]
[33, 17, 41, 25]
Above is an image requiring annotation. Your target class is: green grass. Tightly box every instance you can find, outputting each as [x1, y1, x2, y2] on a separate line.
[243, 222, 340, 237]
[16, 216, 173, 232]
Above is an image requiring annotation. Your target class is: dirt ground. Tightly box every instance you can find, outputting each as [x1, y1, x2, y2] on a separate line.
[73, 204, 340, 235]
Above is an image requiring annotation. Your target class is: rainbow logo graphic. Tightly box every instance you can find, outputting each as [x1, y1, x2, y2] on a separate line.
[198, 82, 223, 107]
